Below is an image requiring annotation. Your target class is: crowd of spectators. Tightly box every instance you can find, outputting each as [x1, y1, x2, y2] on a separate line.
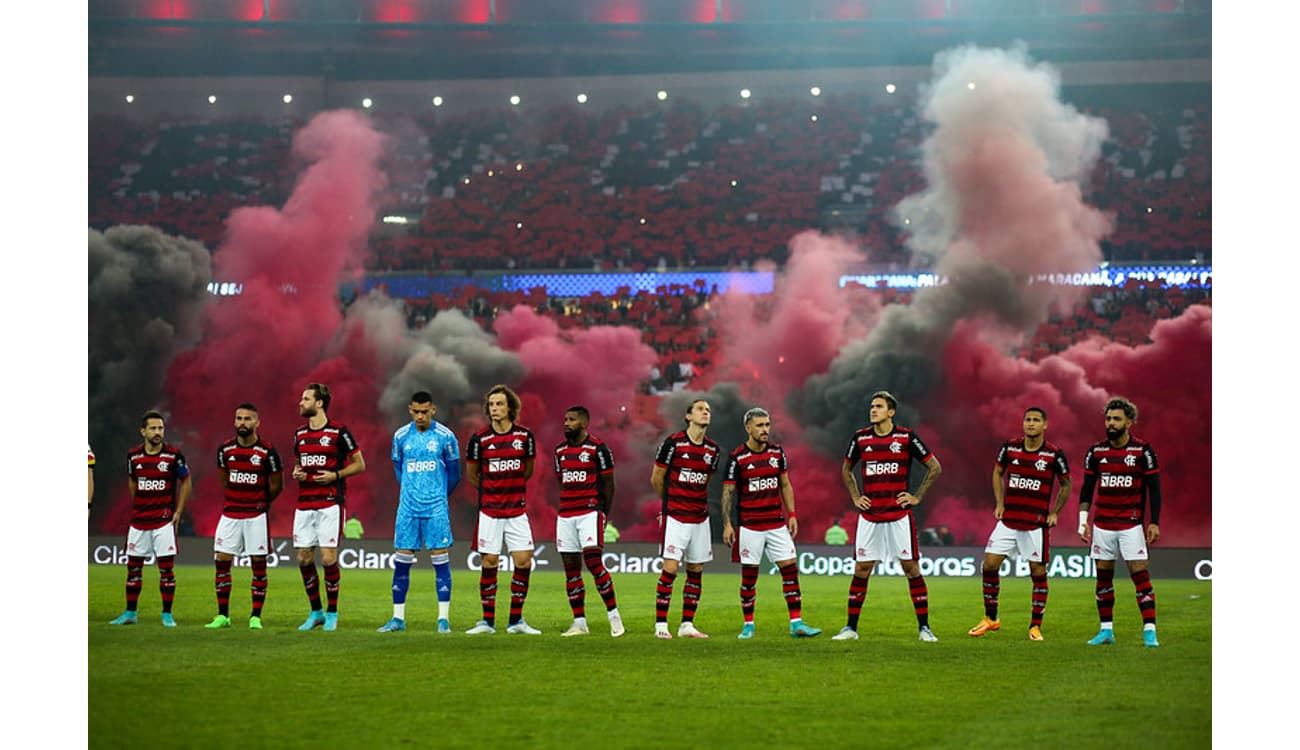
[89, 85, 1210, 271]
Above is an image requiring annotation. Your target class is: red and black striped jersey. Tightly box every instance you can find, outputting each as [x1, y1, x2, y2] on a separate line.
[724, 443, 789, 531]
[1083, 436, 1159, 531]
[127, 444, 190, 531]
[218, 437, 284, 519]
[293, 421, 359, 509]
[996, 438, 1070, 531]
[554, 435, 614, 518]
[655, 431, 721, 523]
[844, 425, 935, 523]
[467, 424, 536, 518]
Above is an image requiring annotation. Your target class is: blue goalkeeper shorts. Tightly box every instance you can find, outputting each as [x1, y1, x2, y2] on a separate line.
[394, 512, 453, 551]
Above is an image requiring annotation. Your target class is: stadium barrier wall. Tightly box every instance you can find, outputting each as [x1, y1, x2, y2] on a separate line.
[87, 537, 1212, 580]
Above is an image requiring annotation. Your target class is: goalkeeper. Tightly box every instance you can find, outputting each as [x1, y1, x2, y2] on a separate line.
[377, 391, 462, 633]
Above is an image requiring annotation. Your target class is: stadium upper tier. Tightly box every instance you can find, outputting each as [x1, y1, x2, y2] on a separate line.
[89, 86, 1209, 271]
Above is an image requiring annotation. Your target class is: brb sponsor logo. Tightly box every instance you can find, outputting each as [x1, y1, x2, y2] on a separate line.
[489, 458, 522, 473]
[301, 454, 328, 467]
[1100, 474, 1134, 488]
[678, 469, 709, 484]
[229, 470, 259, 485]
[1008, 475, 1042, 491]
[405, 460, 440, 473]
[136, 478, 168, 491]
[747, 476, 779, 493]
[562, 470, 589, 484]
[865, 462, 900, 476]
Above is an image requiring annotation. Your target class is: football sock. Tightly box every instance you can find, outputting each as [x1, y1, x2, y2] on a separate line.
[779, 562, 802, 621]
[584, 548, 619, 611]
[740, 565, 759, 623]
[1095, 567, 1115, 625]
[215, 557, 233, 617]
[479, 566, 498, 626]
[655, 570, 677, 623]
[1030, 573, 1049, 628]
[509, 567, 531, 625]
[125, 556, 145, 612]
[250, 556, 268, 618]
[323, 563, 341, 613]
[982, 568, 1000, 620]
[564, 555, 586, 619]
[158, 556, 176, 614]
[299, 563, 322, 612]
[682, 569, 702, 622]
[1132, 568, 1157, 625]
[908, 574, 929, 628]
[846, 574, 870, 629]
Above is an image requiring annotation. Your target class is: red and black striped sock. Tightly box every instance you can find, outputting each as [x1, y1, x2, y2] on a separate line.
[778, 562, 802, 621]
[584, 549, 618, 611]
[846, 574, 870, 630]
[250, 557, 268, 618]
[740, 565, 759, 623]
[125, 556, 145, 612]
[908, 574, 929, 628]
[157, 556, 176, 614]
[299, 563, 322, 612]
[982, 569, 1000, 620]
[214, 557, 233, 617]
[322, 563, 341, 613]
[655, 570, 677, 623]
[1030, 573, 1049, 628]
[480, 566, 498, 627]
[563, 555, 586, 619]
[682, 569, 703, 622]
[509, 567, 531, 625]
[1095, 567, 1116, 626]
[1131, 569, 1157, 625]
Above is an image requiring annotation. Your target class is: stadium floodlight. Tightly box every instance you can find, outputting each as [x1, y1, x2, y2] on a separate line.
[967, 82, 976, 90]
[885, 83, 896, 94]
[810, 114, 818, 122]
[810, 86, 821, 96]
[656, 90, 668, 101]
[576, 93, 588, 103]
[463, 177, 471, 184]
[432, 96, 444, 107]
[283, 94, 293, 104]
[382, 216, 409, 224]
[509, 95, 521, 105]
[1147, 206, 1153, 213]
[516, 222, 523, 229]
[730, 179, 738, 187]
[362, 97, 373, 108]
[639, 217, 647, 225]
[125, 94, 134, 103]
[487, 170, 494, 177]
[208, 94, 217, 104]
[515, 163, 524, 171]
[740, 88, 752, 99]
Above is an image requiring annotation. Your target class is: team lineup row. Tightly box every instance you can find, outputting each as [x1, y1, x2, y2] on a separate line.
[95, 383, 1163, 647]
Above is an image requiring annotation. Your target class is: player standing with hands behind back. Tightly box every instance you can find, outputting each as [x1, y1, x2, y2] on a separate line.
[291, 383, 366, 632]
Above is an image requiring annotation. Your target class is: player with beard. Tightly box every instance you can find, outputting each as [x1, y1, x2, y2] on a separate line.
[554, 405, 624, 637]
[1078, 397, 1163, 648]
[721, 407, 821, 640]
[650, 399, 721, 639]
[206, 403, 284, 630]
[110, 411, 192, 627]
[291, 383, 366, 632]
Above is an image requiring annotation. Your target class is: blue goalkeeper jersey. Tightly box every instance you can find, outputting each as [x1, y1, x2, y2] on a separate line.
[391, 420, 461, 517]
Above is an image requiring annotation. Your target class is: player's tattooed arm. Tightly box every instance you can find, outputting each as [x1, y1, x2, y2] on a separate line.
[720, 484, 737, 546]
[842, 461, 868, 510]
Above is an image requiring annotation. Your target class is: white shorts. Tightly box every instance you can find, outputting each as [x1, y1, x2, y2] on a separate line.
[214, 513, 272, 556]
[984, 521, 1048, 564]
[557, 511, 605, 553]
[737, 525, 796, 566]
[126, 524, 178, 559]
[854, 515, 919, 562]
[1090, 526, 1149, 561]
[476, 512, 534, 554]
[293, 505, 343, 549]
[661, 516, 713, 564]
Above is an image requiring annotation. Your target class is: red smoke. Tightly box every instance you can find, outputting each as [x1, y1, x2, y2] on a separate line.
[164, 110, 395, 537]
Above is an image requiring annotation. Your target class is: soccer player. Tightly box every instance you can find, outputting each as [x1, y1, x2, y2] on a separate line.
[291, 383, 366, 632]
[832, 390, 943, 642]
[650, 398, 721, 639]
[721, 407, 821, 640]
[206, 403, 284, 630]
[968, 406, 1071, 641]
[464, 384, 542, 635]
[377, 391, 462, 634]
[554, 405, 625, 637]
[1077, 396, 1163, 648]
[110, 411, 192, 627]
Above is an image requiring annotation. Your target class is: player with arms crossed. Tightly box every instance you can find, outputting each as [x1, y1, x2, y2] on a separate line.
[833, 391, 943, 642]
[1078, 396, 1163, 648]
[110, 410, 192, 627]
[968, 406, 1071, 641]
[378, 391, 462, 634]
[721, 407, 821, 640]
[291, 383, 366, 632]
[464, 384, 542, 635]
[206, 403, 284, 630]
[650, 398, 720, 639]
[554, 405, 625, 637]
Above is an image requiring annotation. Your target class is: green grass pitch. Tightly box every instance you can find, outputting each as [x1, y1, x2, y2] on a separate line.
[89, 565, 1210, 749]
